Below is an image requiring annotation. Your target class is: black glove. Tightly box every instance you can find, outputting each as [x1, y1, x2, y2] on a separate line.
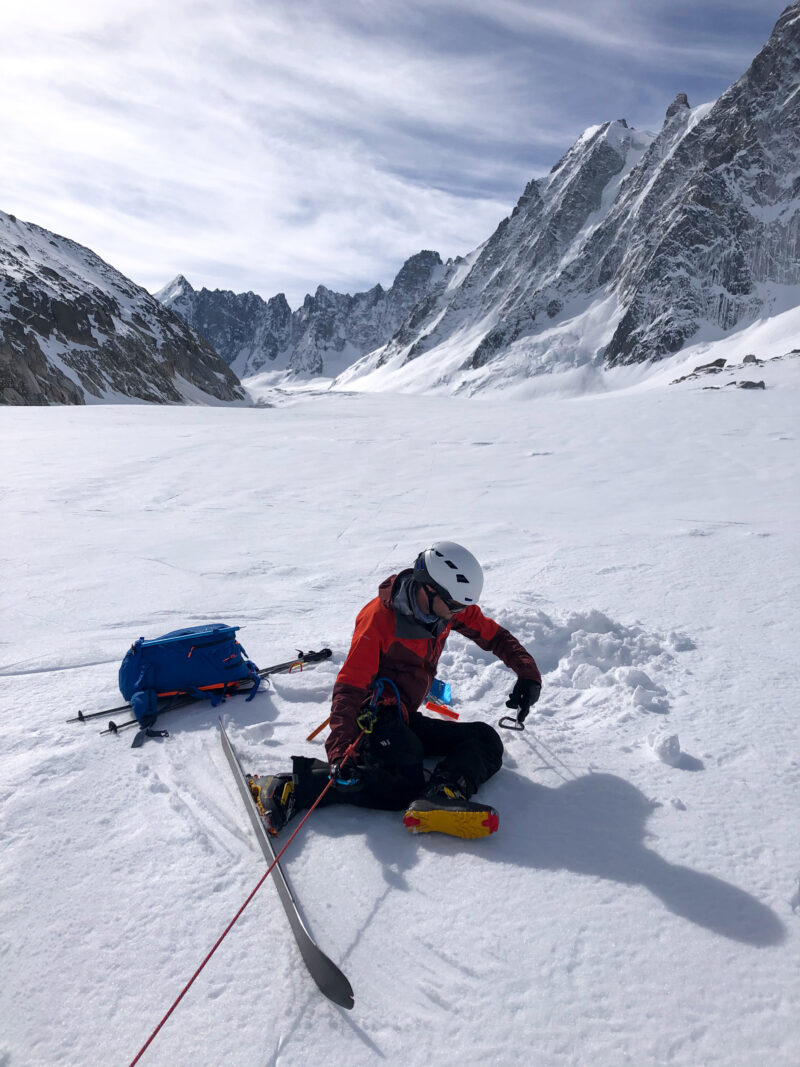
[329, 760, 364, 793]
[506, 678, 541, 724]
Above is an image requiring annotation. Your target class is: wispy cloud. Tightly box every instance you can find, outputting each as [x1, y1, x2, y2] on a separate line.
[0, 0, 787, 305]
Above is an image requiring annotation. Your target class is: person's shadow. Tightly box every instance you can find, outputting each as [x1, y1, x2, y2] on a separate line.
[462, 769, 785, 947]
[286, 766, 786, 949]
[274, 768, 785, 1061]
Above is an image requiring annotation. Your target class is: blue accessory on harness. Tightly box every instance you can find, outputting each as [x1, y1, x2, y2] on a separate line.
[428, 678, 452, 705]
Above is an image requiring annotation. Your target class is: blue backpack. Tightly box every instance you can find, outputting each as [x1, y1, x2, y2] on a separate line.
[119, 624, 261, 725]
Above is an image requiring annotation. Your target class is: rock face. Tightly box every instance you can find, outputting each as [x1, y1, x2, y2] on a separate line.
[340, 2, 800, 390]
[600, 1, 800, 367]
[0, 212, 246, 405]
[157, 275, 293, 380]
[157, 250, 446, 378]
[338, 118, 654, 388]
[162, 3, 799, 392]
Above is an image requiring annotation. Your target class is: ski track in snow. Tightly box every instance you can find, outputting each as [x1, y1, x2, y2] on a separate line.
[1, 350, 799, 1066]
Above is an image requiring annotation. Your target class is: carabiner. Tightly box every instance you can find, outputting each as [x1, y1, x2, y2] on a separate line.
[498, 714, 525, 731]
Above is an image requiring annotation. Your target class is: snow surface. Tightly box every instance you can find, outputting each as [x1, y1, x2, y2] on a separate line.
[1, 327, 799, 1066]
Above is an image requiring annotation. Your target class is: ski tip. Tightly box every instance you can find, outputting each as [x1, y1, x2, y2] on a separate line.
[322, 979, 354, 1010]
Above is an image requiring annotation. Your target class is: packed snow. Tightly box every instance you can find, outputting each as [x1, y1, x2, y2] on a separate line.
[1, 323, 799, 1066]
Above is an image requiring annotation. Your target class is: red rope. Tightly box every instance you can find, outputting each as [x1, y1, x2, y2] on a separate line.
[129, 731, 364, 1066]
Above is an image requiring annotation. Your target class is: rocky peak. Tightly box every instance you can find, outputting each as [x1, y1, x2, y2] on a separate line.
[154, 274, 194, 303]
[665, 93, 691, 120]
[391, 250, 442, 292]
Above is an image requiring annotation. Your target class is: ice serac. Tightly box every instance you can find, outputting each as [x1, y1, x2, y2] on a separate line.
[158, 249, 445, 378]
[0, 213, 246, 406]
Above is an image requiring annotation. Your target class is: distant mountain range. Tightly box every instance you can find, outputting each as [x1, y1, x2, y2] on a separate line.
[155, 250, 445, 380]
[2, 3, 797, 404]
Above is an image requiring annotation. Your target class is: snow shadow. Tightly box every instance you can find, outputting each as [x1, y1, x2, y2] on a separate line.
[294, 773, 784, 949]
[495, 771, 786, 948]
[675, 752, 705, 771]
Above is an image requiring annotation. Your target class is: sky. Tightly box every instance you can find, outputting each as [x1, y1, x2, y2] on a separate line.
[0, 0, 790, 307]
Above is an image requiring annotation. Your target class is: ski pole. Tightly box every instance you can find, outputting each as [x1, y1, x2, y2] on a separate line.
[102, 717, 140, 735]
[128, 728, 365, 1066]
[69, 647, 333, 725]
[67, 703, 132, 724]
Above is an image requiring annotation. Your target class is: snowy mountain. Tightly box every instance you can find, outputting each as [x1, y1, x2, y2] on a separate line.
[157, 250, 446, 379]
[7, 4, 794, 407]
[157, 5, 799, 396]
[156, 274, 294, 380]
[0, 211, 246, 405]
[160, 4, 797, 396]
[337, 2, 800, 393]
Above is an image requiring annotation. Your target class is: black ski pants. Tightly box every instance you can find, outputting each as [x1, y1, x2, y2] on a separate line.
[293, 709, 504, 812]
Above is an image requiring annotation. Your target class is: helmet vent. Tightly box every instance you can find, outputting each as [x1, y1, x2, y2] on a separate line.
[444, 560, 457, 569]
[456, 574, 468, 583]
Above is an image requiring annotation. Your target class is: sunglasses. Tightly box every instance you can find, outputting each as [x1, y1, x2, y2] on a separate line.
[424, 583, 466, 613]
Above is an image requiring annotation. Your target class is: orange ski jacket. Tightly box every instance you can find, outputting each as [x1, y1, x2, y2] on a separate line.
[326, 571, 541, 763]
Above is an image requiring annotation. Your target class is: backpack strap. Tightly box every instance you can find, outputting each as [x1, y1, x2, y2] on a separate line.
[236, 638, 261, 701]
[243, 659, 261, 701]
[131, 688, 159, 727]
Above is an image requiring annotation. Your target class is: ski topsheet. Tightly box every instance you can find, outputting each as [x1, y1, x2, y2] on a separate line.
[218, 718, 355, 1010]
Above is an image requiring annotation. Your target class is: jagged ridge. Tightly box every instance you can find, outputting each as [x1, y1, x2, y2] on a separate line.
[158, 251, 446, 378]
[164, 2, 799, 393]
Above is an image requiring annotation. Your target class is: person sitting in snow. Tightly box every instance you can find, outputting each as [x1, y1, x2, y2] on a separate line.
[249, 541, 542, 839]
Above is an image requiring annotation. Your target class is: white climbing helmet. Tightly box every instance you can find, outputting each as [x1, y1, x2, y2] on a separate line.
[413, 541, 484, 605]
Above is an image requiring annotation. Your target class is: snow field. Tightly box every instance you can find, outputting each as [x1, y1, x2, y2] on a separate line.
[0, 347, 798, 1065]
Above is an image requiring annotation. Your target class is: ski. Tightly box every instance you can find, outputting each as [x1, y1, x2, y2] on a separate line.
[218, 718, 354, 1010]
[70, 647, 332, 730]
